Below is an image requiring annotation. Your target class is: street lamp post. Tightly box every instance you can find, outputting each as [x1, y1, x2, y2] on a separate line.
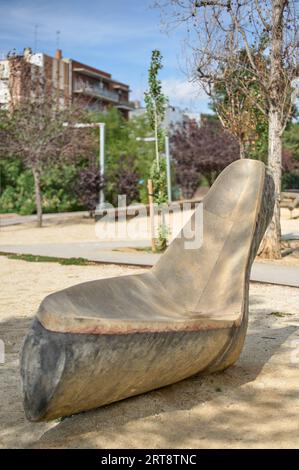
[99, 122, 105, 206]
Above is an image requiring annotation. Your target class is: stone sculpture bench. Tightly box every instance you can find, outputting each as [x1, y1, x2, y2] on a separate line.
[20, 159, 274, 421]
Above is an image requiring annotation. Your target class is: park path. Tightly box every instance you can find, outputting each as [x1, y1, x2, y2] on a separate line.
[0, 240, 299, 287]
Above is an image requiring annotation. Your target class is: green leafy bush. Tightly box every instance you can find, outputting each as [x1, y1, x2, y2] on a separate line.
[41, 164, 84, 213]
[0, 110, 157, 214]
[0, 158, 85, 214]
[0, 161, 35, 214]
[282, 171, 299, 190]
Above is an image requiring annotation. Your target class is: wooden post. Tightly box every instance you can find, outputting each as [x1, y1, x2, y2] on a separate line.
[147, 179, 156, 253]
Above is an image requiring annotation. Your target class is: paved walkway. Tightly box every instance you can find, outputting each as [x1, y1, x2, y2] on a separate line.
[250, 263, 299, 288]
[0, 241, 298, 287]
[0, 211, 89, 227]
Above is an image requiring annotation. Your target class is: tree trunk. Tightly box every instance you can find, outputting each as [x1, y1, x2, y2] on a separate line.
[259, 107, 282, 258]
[154, 106, 160, 169]
[32, 167, 43, 228]
[239, 140, 246, 159]
[259, 0, 286, 260]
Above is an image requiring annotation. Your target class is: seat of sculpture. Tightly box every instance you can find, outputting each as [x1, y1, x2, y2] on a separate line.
[37, 271, 239, 335]
[37, 159, 262, 336]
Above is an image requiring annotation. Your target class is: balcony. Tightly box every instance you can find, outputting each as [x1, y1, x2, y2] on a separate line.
[73, 81, 120, 103]
[116, 100, 135, 111]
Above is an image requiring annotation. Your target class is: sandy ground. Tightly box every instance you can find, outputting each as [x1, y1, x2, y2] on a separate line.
[0, 216, 99, 245]
[0, 256, 299, 449]
[0, 208, 298, 448]
[0, 210, 195, 245]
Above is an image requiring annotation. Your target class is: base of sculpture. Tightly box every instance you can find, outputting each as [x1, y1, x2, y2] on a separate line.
[21, 318, 235, 421]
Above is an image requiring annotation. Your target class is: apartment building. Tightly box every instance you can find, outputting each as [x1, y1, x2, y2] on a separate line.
[130, 103, 200, 129]
[0, 48, 132, 118]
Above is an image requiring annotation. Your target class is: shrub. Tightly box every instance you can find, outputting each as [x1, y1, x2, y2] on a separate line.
[112, 155, 140, 206]
[282, 171, 299, 191]
[0, 158, 86, 214]
[75, 166, 105, 215]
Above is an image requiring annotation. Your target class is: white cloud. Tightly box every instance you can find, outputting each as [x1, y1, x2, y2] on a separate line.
[131, 77, 210, 114]
[161, 77, 209, 111]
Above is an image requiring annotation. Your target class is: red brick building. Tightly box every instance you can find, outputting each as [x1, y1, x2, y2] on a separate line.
[0, 48, 132, 118]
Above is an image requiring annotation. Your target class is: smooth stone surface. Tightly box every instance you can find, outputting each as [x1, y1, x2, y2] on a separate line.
[20, 159, 275, 421]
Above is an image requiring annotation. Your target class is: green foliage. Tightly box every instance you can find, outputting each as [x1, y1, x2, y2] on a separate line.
[250, 118, 268, 162]
[90, 108, 155, 204]
[0, 160, 35, 214]
[150, 157, 168, 204]
[0, 157, 85, 214]
[279, 122, 299, 191]
[155, 223, 170, 253]
[41, 164, 83, 213]
[144, 49, 168, 164]
[0, 252, 93, 265]
[144, 50, 168, 134]
[210, 50, 268, 159]
[245, 120, 299, 167]
[268, 311, 294, 318]
[0, 158, 23, 188]
[282, 172, 299, 190]
[144, 49, 169, 227]
[284, 122, 299, 162]
[0, 109, 159, 213]
[210, 49, 298, 164]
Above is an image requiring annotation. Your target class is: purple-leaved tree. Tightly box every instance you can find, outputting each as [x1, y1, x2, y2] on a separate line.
[171, 117, 240, 198]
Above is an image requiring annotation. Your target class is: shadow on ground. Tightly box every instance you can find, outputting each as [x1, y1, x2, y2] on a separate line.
[0, 312, 298, 449]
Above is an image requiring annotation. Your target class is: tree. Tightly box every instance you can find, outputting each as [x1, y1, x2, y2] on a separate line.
[144, 49, 168, 169]
[90, 108, 155, 204]
[150, 155, 168, 203]
[76, 166, 105, 216]
[144, 49, 168, 204]
[211, 51, 268, 159]
[170, 119, 202, 198]
[0, 58, 94, 226]
[144, 50, 170, 250]
[157, 0, 299, 258]
[0, 158, 87, 215]
[171, 116, 240, 196]
[113, 154, 140, 206]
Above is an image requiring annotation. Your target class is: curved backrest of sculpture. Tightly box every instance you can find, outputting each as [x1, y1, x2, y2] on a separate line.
[153, 159, 273, 320]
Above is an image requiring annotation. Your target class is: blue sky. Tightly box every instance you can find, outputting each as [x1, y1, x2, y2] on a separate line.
[0, 0, 210, 113]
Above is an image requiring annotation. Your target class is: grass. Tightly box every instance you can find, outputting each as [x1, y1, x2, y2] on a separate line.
[268, 311, 294, 317]
[0, 252, 95, 266]
[113, 246, 166, 254]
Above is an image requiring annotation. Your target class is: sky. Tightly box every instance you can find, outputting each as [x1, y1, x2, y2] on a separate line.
[0, 0, 210, 114]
